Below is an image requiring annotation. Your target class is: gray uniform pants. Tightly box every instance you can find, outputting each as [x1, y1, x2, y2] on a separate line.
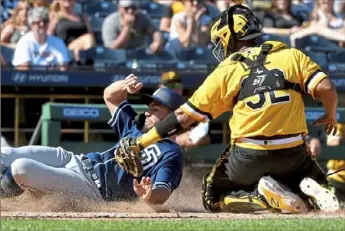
[0, 146, 102, 199]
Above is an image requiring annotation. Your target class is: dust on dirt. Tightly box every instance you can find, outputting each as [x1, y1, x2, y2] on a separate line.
[1, 166, 345, 220]
[0, 167, 207, 213]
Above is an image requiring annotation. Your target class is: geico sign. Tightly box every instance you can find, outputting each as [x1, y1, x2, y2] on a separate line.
[63, 108, 100, 118]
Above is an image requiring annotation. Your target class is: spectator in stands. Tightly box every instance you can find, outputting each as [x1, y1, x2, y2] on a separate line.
[31, 0, 50, 8]
[159, 71, 184, 95]
[0, 0, 30, 48]
[262, 0, 304, 36]
[159, 0, 185, 32]
[160, 0, 219, 33]
[158, 71, 211, 149]
[12, 7, 70, 71]
[102, 0, 163, 53]
[48, 0, 95, 61]
[165, 0, 213, 57]
[290, 0, 344, 47]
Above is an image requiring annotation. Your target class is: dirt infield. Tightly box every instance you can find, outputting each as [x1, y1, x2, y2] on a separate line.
[0, 167, 206, 214]
[2, 211, 345, 220]
[1, 167, 345, 220]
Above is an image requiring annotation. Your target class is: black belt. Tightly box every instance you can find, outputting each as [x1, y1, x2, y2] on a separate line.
[81, 158, 101, 189]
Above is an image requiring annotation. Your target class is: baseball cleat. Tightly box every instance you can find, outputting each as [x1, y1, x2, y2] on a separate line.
[299, 177, 340, 212]
[258, 176, 309, 214]
[222, 194, 269, 213]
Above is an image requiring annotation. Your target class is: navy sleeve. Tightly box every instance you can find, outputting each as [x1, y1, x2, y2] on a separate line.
[151, 154, 184, 194]
[107, 101, 137, 138]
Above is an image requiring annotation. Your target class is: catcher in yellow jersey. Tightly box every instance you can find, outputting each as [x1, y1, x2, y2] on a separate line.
[115, 5, 340, 213]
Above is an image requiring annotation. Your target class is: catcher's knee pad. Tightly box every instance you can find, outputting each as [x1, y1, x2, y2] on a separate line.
[1, 167, 24, 197]
[201, 173, 221, 212]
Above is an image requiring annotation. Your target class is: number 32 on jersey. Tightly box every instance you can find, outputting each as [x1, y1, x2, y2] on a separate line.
[246, 91, 291, 110]
[245, 69, 291, 110]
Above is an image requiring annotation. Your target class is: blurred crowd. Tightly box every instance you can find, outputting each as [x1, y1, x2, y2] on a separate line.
[0, 0, 345, 70]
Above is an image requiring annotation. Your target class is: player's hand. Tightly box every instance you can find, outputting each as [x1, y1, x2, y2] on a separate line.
[124, 74, 143, 94]
[123, 13, 135, 27]
[133, 177, 152, 202]
[311, 114, 338, 136]
[195, 7, 206, 21]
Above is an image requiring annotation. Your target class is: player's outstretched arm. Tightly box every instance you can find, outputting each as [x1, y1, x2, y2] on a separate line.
[103, 74, 143, 115]
[136, 108, 198, 149]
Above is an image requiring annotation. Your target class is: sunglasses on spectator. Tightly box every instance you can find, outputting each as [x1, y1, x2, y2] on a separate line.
[124, 6, 137, 11]
[32, 19, 49, 25]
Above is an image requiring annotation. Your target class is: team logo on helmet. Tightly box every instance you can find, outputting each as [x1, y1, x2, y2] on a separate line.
[210, 5, 262, 62]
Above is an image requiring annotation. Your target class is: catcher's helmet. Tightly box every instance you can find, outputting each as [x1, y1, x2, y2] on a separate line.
[210, 4, 262, 62]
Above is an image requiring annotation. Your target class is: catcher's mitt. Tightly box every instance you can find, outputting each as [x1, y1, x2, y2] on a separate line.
[115, 136, 143, 177]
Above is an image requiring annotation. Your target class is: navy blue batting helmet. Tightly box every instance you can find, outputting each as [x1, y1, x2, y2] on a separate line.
[141, 88, 185, 110]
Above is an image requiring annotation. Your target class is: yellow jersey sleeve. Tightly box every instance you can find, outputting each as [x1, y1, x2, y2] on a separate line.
[180, 65, 236, 122]
[293, 49, 328, 99]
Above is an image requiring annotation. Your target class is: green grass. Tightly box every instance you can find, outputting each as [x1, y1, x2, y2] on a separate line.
[1, 218, 344, 231]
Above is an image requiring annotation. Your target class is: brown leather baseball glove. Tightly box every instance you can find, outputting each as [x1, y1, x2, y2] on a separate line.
[115, 136, 143, 177]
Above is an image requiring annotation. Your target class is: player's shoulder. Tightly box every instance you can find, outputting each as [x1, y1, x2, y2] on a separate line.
[156, 139, 183, 156]
[264, 41, 302, 58]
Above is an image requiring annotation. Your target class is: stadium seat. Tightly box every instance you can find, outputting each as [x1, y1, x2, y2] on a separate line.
[67, 50, 75, 65]
[1, 45, 15, 66]
[327, 49, 345, 72]
[176, 47, 218, 71]
[126, 47, 176, 70]
[295, 35, 340, 52]
[329, 49, 345, 63]
[178, 47, 218, 64]
[257, 34, 291, 47]
[88, 16, 104, 45]
[302, 49, 328, 68]
[84, 1, 117, 18]
[78, 46, 126, 68]
[139, 2, 168, 19]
